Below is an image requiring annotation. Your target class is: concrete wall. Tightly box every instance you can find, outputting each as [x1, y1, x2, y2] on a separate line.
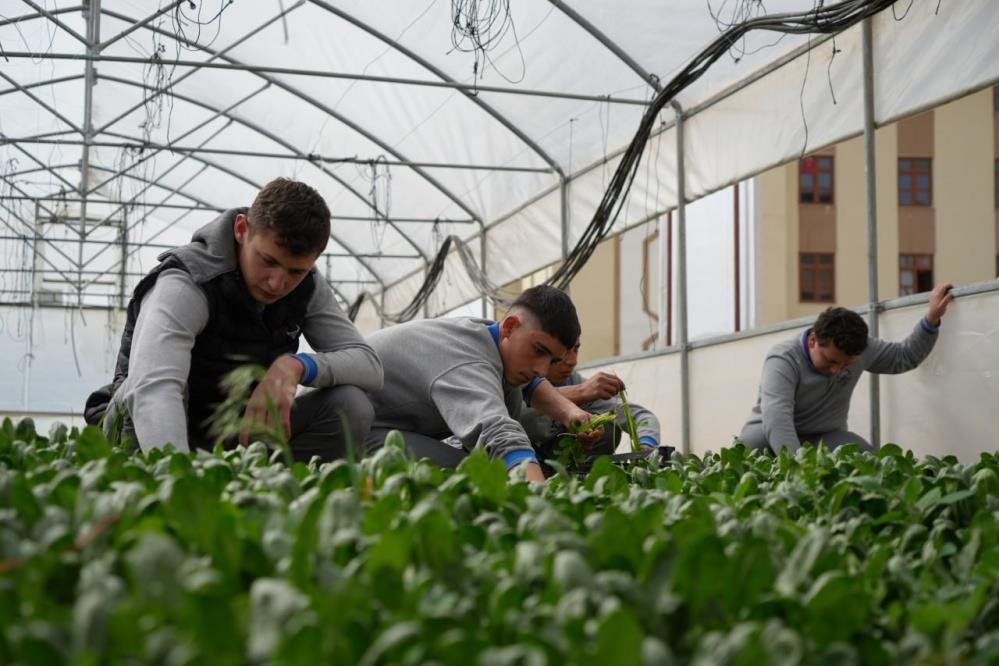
[935, 90, 997, 286]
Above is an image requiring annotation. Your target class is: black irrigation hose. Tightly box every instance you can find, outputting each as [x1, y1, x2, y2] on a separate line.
[545, 0, 900, 290]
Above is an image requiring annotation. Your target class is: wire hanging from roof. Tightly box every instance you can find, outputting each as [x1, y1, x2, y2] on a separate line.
[544, 0, 903, 291]
[449, 0, 526, 87]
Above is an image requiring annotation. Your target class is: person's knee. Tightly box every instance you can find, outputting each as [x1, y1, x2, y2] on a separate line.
[332, 385, 375, 435]
[295, 385, 374, 440]
[737, 424, 770, 452]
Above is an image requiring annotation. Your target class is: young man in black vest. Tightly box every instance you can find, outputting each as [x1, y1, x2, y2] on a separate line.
[88, 178, 383, 461]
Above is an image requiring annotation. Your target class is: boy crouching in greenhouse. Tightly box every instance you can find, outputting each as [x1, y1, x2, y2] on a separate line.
[519, 337, 662, 467]
[739, 283, 953, 454]
[364, 285, 601, 482]
[85, 178, 383, 462]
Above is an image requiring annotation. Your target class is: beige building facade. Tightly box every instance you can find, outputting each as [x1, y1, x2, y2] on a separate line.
[754, 85, 999, 326]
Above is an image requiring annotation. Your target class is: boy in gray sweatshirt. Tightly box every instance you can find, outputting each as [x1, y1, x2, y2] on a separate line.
[520, 338, 662, 457]
[87, 179, 383, 461]
[365, 286, 600, 483]
[740, 283, 953, 454]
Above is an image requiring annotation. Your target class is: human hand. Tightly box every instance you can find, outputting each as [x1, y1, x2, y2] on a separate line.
[926, 283, 954, 327]
[239, 355, 302, 445]
[564, 407, 604, 451]
[578, 372, 625, 402]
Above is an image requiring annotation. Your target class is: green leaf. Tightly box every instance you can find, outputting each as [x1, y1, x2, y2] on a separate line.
[802, 572, 869, 644]
[457, 447, 508, 505]
[74, 426, 112, 463]
[585, 607, 642, 666]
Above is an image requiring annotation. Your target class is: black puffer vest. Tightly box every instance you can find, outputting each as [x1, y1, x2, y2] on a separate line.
[89, 209, 315, 442]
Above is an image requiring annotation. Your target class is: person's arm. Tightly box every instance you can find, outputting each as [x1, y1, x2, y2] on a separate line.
[119, 269, 209, 453]
[867, 283, 952, 374]
[300, 275, 383, 391]
[758, 356, 801, 455]
[430, 362, 543, 480]
[530, 380, 600, 448]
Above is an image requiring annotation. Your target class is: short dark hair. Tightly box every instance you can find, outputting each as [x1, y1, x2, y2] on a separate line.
[813, 307, 869, 356]
[248, 178, 331, 256]
[509, 285, 580, 349]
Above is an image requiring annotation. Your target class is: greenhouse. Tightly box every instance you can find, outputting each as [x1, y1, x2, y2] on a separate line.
[2, 0, 999, 663]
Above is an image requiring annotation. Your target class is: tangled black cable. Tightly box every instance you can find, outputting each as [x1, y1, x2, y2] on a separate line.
[348, 235, 454, 323]
[546, 0, 901, 291]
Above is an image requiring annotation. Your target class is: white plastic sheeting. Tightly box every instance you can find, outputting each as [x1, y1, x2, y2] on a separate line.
[584, 286, 999, 462]
[3, 1, 998, 314]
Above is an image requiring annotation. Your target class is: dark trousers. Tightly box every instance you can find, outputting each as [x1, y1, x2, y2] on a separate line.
[186, 385, 375, 463]
[365, 428, 469, 468]
[739, 422, 873, 455]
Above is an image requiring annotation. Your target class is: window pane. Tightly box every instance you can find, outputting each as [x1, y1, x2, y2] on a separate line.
[818, 192, 832, 204]
[818, 270, 832, 288]
[818, 173, 832, 188]
[916, 255, 932, 269]
[899, 159, 911, 170]
[916, 174, 929, 189]
[900, 174, 912, 189]
[900, 191, 913, 205]
[917, 271, 934, 292]
[900, 270, 914, 287]
[801, 290, 814, 301]
[916, 191, 930, 205]
[817, 157, 832, 169]
[818, 255, 833, 265]
[900, 255, 913, 267]
[801, 254, 814, 265]
[916, 159, 931, 170]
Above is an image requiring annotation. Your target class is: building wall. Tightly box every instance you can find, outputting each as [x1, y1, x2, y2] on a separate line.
[569, 237, 619, 363]
[935, 91, 996, 286]
[754, 86, 996, 318]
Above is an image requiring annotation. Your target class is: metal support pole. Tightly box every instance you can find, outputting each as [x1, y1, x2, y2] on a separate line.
[559, 177, 572, 296]
[672, 101, 690, 454]
[862, 19, 881, 449]
[479, 223, 488, 318]
[79, 0, 100, 306]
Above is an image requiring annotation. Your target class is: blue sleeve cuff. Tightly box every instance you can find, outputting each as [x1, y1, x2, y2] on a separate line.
[292, 352, 318, 384]
[502, 449, 538, 470]
[920, 317, 939, 335]
[639, 436, 658, 449]
[521, 377, 546, 406]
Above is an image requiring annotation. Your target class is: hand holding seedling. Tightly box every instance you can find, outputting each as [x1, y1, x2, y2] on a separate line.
[564, 406, 604, 450]
[239, 355, 302, 446]
[926, 283, 954, 327]
[567, 371, 625, 404]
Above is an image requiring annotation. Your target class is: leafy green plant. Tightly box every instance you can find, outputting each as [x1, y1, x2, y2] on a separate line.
[2, 417, 999, 664]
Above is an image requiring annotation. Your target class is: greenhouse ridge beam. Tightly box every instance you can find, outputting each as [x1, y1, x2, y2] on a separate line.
[307, 0, 565, 178]
[92, 5, 437, 268]
[1, 52, 651, 106]
[4, 137, 555, 174]
[92, 75, 402, 286]
[99, 6, 481, 288]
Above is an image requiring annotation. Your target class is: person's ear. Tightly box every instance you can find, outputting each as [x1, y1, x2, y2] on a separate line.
[234, 213, 249, 245]
[499, 314, 520, 339]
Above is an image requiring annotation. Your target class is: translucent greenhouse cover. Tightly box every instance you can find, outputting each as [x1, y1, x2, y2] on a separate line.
[1, 0, 997, 316]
